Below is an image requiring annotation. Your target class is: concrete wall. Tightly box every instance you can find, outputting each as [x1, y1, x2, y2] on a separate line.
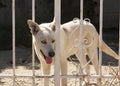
[95, 0, 119, 28]
[0, 0, 119, 49]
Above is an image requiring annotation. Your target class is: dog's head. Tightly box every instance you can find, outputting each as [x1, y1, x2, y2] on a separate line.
[27, 19, 56, 64]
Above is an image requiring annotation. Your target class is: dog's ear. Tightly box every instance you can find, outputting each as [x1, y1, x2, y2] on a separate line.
[27, 20, 39, 34]
[49, 18, 56, 32]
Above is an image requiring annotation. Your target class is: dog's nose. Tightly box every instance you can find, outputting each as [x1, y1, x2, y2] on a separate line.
[49, 51, 55, 57]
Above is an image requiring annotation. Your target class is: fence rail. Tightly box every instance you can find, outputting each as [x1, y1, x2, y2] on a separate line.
[0, 74, 118, 78]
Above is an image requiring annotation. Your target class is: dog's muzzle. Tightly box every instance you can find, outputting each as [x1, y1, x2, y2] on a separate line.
[40, 50, 55, 64]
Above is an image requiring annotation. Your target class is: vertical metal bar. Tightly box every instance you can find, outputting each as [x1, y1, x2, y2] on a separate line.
[79, 0, 83, 85]
[80, 0, 83, 20]
[32, 0, 35, 85]
[32, 0, 35, 21]
[54, 0, 61, 85]
[79, 0, 83, 73]
[99, 0, 103, 84]
[12, 0, 16, 86]
[119, 11, 120, 86]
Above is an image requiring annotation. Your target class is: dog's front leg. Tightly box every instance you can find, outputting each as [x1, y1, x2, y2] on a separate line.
[60, 57, 68, 86]
[42, 63, 50, 86]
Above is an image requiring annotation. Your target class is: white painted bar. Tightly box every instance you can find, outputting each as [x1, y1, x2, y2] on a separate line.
[99, 0, 103, 85]
[32, 0, 35, 86]
[79, 0, 83, 73]
[32, 0, 35, 21]
[0, 74, 117, 79]
[12, 0, 16, 86]
[80, 0, 83, 19]
[79, 0, 84, 85]
[54, 0, 61, 85]
[119, 11, 120, 86]
[99, 0, 103, 76]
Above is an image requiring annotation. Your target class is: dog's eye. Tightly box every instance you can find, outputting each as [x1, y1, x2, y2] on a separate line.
[41, 40, 47, 44]
[52, 40, 55, 43]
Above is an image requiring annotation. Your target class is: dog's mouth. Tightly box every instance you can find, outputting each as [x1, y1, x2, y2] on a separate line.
[40, 50, 52, 64]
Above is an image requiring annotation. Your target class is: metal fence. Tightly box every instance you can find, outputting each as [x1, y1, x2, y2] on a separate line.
[0, 0, 119, 86]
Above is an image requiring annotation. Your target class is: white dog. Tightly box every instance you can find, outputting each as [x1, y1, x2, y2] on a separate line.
[27, 18, 119, 86]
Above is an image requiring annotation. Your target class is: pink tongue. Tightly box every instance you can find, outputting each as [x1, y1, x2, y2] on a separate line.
[45, 57, 52, 64]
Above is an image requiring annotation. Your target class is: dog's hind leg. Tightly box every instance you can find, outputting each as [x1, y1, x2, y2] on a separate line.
[41, 63, 50, 86]
[87, 46, 99, 74]
[76, 51, 90, 84]
[87, 46, 101, 85]
[76, 51, 89, 74]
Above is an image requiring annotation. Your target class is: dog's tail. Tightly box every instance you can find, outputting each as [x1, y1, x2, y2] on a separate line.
[100, 41, 119, 60]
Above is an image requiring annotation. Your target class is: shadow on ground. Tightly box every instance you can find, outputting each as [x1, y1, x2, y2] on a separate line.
[0, 47, 40, 72]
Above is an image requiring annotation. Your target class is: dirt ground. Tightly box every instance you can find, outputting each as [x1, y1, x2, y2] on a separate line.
[0, 47, 119, 86]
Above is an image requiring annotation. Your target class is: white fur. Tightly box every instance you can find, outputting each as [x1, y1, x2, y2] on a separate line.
[27, 18, 119, 86]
